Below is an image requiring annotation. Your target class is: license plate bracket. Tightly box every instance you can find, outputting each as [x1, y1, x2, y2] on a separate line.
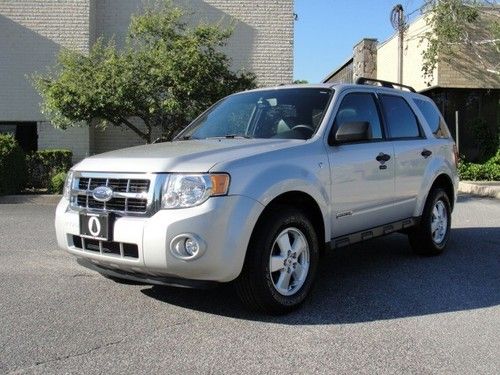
[79, 212, 114, 241]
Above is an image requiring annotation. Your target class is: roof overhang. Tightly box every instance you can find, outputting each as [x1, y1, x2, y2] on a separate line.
[321, 57, 353, 83]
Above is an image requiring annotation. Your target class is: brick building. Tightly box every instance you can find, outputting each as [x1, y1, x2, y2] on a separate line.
[0, 0, 294, 162]
[323, 10, 500, 161]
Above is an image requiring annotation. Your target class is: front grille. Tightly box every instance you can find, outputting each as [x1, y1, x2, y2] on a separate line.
[78, 178, 150, 193]
[128, 179, 150, 193]
[88, 178, 106, 190]
[72, 176, 151, 214]
[72, 235, 139, 259]
[88, 196, 105, 209]
[106, 197, 126, 210]
[127, 198, 148, 212]
[108, 179, 128, 192]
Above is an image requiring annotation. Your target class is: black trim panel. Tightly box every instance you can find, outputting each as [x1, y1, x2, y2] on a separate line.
[331, 217, 420, 249]
[76, 258, 220, 289]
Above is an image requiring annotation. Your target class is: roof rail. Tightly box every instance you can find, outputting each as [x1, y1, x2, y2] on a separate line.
[355, 77, 416, 93]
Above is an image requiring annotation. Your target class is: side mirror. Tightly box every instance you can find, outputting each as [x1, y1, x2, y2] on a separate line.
[331, 121, 371, 144]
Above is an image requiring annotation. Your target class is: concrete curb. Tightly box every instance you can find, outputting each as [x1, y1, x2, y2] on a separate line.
[0, 194, 62, 205]
[458, 181, 500, 200]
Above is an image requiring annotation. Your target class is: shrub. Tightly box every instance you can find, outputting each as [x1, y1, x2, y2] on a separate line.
[489, 150, 500, 165]
[49, 171, 67, 194]
[468, 118, 499, 162]
[26, 149, 72, 189]
[0, 134, 28, 195]
[458, 150, 500, 181]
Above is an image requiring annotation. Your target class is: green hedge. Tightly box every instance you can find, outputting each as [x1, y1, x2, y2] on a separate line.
[49, 171, 67, 194]
[0, 134, 28, 195]
[458, 150, 500, 181]
[27, 149, 72, 189]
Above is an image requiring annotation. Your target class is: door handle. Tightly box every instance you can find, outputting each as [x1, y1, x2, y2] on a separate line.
[376, 152, 391, 162]
[421, 149, 432, 158]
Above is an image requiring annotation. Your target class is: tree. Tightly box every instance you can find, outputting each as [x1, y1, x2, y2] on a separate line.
[293, 79, 309, 84]
[33, 0, 256, 143]
[421, 0, 500, 82]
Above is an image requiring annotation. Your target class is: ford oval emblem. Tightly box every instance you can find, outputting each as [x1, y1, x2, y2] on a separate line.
[92, 186, 113, 202]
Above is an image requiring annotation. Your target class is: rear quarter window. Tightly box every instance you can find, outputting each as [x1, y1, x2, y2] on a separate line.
[413, 98, 450, 139]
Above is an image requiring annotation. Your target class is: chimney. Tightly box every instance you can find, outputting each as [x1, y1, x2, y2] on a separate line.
[353, 38, 378, 81]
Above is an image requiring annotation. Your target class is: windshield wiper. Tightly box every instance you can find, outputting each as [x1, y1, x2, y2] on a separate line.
[152, 136, 173, 143]
[223, 134, 252, 139]
[189, 134, 252, 140]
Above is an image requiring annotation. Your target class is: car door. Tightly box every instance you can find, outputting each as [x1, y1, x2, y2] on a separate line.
[378, 94, 432, 219]
[327, 91, 399, 238]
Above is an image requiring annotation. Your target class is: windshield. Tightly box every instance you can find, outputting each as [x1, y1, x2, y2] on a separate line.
[178, 88, 333, 140]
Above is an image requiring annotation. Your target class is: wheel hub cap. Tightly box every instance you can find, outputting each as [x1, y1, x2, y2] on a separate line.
[431, 200, 448, 244]
[269, 227, 310, 296]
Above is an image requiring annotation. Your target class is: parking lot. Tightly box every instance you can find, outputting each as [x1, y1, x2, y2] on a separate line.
[1, 194, 499, 374]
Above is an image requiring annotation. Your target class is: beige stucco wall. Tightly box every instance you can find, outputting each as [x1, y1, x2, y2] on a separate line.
[0, 0, 294, 159]
[377, 16, 437, 92]
[94, 0, 293, 86]
[377, 10, 500, 91]
[437, 7, 500, 89]
[90, 119, 162, 156]
[0, 0, 93, 162]
[92, 0, 294, 154]
[38, 121, 91, 162]
[0, 0, 93, 122]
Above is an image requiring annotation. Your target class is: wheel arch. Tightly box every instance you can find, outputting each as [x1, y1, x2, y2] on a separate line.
[430, 174, 455, 210]
[418, 173, 456, 216]
[252, 190, 328, 248]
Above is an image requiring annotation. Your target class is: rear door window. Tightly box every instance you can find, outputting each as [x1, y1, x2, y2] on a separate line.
[379, 95, 421, 139]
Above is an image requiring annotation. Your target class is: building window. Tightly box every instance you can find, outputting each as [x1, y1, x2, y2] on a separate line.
[0, 122, 38, 153]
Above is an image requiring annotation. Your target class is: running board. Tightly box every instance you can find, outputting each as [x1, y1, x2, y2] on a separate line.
[331, 217, 419, 249]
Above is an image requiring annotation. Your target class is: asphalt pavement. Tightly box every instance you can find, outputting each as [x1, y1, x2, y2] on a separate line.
[0, 195, 499, 374]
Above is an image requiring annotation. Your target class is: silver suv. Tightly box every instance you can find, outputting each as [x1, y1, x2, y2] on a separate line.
[55, 78, 459, 314]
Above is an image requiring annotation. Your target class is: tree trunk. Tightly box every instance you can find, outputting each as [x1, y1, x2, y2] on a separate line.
[118, 117, 151, 143]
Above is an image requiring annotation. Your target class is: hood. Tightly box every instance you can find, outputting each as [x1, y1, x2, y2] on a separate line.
[73, 138, 304, 173]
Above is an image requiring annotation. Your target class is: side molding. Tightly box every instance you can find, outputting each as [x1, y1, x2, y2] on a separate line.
[331, 217, 419, 249]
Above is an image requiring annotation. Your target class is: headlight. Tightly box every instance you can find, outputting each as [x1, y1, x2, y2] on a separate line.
[161, 173, 230, 209]
[63, 170, 74, 200]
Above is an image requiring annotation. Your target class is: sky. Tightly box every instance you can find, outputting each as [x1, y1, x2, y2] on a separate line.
[294, 0, 425, 82]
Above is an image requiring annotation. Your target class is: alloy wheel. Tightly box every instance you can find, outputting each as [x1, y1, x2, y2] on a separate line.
[269, 227, 310, 296]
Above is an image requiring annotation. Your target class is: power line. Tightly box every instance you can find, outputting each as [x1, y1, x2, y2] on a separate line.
[406, 6, 422, 17]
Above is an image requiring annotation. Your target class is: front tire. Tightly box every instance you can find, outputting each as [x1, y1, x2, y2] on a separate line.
[408, 188, 451, 256]
[235, 207, 320, 314]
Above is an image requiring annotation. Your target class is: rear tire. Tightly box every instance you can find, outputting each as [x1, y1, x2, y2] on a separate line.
[235, 207, 320, 315]
[408, 188, 451, 256]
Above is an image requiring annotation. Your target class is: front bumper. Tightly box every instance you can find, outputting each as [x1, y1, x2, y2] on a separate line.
[76, 258, 220, 288]
[55, 195, 264, 283]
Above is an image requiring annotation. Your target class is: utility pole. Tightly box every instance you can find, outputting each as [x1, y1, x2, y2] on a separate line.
[391, 4, 405, 85]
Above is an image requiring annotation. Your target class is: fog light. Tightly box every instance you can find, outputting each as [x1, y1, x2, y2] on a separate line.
[170, 234, 206, 260]
[184, 238, 199, 256]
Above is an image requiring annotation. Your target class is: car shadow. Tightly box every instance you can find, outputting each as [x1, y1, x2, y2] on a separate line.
[456, 194, 493, 204]
[141, 227, 500, 324]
